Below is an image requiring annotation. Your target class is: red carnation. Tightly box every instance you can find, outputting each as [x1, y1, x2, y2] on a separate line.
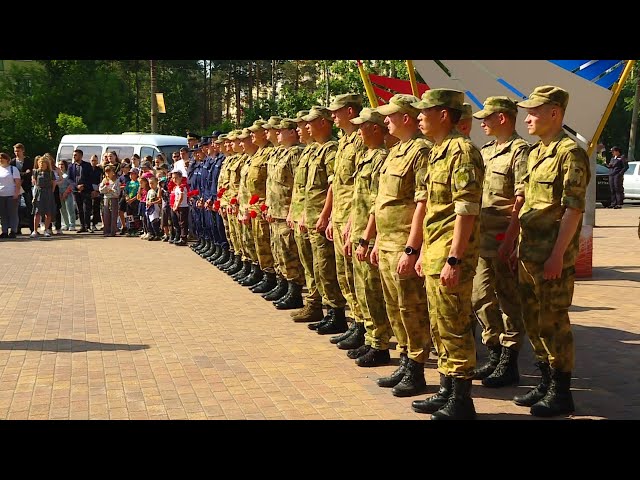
[187, 189, 200, 198]
[260, 204, 268, 212]
[230, 197, 238, 205]
[249, 210, 258, 219]
[213, 200, 221, 211]
[495, 233, 506, 242]
[249, 194, 259, 205]
[217, 188, 226, 198]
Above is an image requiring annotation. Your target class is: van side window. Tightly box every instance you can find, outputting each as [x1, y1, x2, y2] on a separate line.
[107, 146, 135, 160]
[77, 145, 103, 160]
[58, 145, 74, 162]
[140, 147, 158, 160]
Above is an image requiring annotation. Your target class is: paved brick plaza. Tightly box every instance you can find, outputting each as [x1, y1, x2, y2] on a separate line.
[0, 206, 638, 420]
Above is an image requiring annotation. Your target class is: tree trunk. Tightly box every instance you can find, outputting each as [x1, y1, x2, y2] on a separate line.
[248, 61, 254, 110]
[629, 71, 640, 161]
[256, 61, 261, 102]
[324, 60, 330, 106]
[150, 60, 157, 133]
[235, 64, 241, 126]
[226, 63, 232, 121]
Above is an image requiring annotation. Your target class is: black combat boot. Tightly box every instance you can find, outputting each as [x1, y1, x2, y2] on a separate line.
[355, 347, 391, 367]
[412, 374, 453, 414]
[292, 304, 325, 323]
[219, 252, 237, 271]
[263, 276, 287, 300]
[482, 346, 520, 388]
[530, 369, 575, 417]
[347, 344, 371, 359]
[337, 322, 365, 350]
[203, 243, 219, 260]
[308, 308, 333, 331]
[240, 264, 263, 287]
[316, 308, 348, 335]
[473, 345, 502, 380]
[275, 282, 304, 310]
[392, 358, 427, 397]
[252, 271, 277, 293]
[431, 378, 476, 420]
[377, 353, 408, 388]
[196, 239, 209, 254]
[199, 240, 213, 257]
[513, 361, 551, 407]
[225, 256, 244, 275]
[330, 321, 357, 345]
[214, 248, 231, 266]
[232, 261, 252, 281]
[191, 238, 204, 251]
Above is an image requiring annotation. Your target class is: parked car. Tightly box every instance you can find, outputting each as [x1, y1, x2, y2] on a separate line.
[624, 161, 640, 200]
[596, 163, 611, 207]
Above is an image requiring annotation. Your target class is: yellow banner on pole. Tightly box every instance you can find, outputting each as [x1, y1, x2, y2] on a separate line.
[155, 93, 166, 114]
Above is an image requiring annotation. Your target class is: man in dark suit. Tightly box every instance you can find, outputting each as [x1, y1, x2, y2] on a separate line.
[10, 143, 34, 234]
[67, 149, 95, 232]
[606, 146, 629, 209]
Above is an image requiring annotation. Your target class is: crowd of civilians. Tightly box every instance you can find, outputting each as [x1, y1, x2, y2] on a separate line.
[0, 143, 188, 241]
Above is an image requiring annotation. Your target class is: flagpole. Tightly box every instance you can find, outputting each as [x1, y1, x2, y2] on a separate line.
[406, 60, 419, 97]
[357, 60, 379, 108]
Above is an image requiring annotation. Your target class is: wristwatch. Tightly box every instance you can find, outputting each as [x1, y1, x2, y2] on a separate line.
[404, 246, 419, 255]
[447, 256, 462, 266]
[358, 238, 369, 247]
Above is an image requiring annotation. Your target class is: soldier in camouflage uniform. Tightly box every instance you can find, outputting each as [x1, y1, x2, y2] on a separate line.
[370, 94, 432, 397]
[210, 134, 232, 266]
[470, 96, 529, 388]
[324, 93, 368, 350]
[263, 119, 306, 309]
[513, 86, 589, 417]
[410, 88, 484, 420]
[346, 108, 394, 367]
[288, 111, 325, 323]
[220, 131, 246, 276]
[234, 129, 261, 285]
[457, 103, 473, 138]
[302, 106, 348, 334]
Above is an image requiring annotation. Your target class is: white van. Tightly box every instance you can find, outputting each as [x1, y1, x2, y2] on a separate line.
[56, 132, 188, 167]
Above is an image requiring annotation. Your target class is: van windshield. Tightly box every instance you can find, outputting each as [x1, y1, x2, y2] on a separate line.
[158, 146, 185, 167]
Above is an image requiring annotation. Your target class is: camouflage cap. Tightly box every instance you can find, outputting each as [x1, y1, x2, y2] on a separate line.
[237, 128, 252, 140]
[460, 103, 473, 120]
[350, 107, 387, 127]
[411, 88, 464, 111]
[376, 94, 421, 118]
[517, 85, 569, 110]
[248, 119, 268, 132]
[473, 96, 518, 119]
[262, 116, 283, 130]
[227, 130, 239, 141]
[293, 110, 310, 122]
[214, 134, 228, 144]
[327, 93, 363, 111]
[302, 106, 333, 122]
[275, 118, 298, 130]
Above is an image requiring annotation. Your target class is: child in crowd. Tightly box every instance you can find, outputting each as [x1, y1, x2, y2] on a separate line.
[57, 160, 76, 231]
[171, 170, 189, 246]
[125, 168, 140, 236]
[146, 176, 162, 241]
[157, 168, 171, 241]
[167, 167, 187, 243]
[31, 155, 56, 238]
[99, 165, 120, 236]
[136, 176, 150, 239]
[117, 163, 131, 235]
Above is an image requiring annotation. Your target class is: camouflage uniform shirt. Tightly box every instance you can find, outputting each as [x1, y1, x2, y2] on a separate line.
[290, 142, 319, 223]
[266, 144, 303, 219]
[304, 139, 338, 227]
[333, 130, 366, 224]
[352, 146, 388, 242]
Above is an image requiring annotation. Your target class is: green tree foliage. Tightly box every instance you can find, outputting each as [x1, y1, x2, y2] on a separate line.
[56, 113, 88, 134]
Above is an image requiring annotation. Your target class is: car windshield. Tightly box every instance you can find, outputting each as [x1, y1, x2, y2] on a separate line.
[596, 164, 608, 174]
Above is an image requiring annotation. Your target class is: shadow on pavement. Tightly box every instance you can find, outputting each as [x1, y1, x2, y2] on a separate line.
[0, 338, 150, 352]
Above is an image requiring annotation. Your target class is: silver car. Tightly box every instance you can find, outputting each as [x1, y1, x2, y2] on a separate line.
[624, 161, 640, 200]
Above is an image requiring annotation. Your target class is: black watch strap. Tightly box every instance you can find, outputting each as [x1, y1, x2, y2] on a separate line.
[404, 246, 419, 255]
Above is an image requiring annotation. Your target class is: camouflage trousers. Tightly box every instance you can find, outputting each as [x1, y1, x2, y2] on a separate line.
[308, 230, 346, 309]
[353, 244, 392, 350]
[222, 213, 234, 253]
[270, 219, 304, 284]
[333, 222, 363, 322]
[226, 213, 243, 257]
[518, 261, 575, 372]
[241, 218, 257, 263]
[251, 216, 274, 273]
[379, 249, 430, 362]
[472, 256, 524, 350]
[426, 275, 476, 378]
[294, 224, 324, 308]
